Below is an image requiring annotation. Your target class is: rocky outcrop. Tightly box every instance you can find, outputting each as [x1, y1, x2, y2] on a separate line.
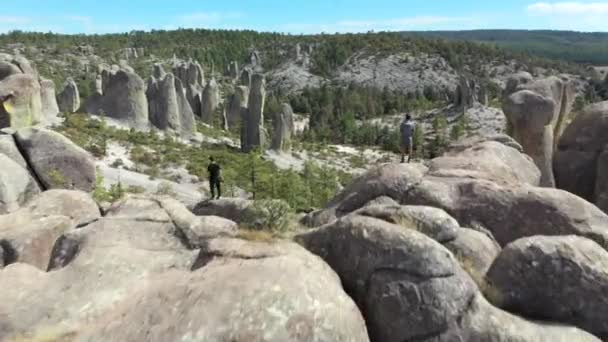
[146, 72, 196, 138]
[173, 59, 205, 117]
[39, 78, 59, 125]
[200, 78, 220, 125]
[225, 85, 249, 130]
[304, 136, 608, 251]
[85, 66, 149, 130]
[455, 76, 487, 109]
[555, 101, 608, 213]
[0, 73, 42, 128]
[57, 77, 80, 113]
[488, 235, 608, 339]
[297, 214, 476, 341]
[270, 103, 294, 151]
[503, 74, 576, 187]
[14, 127, 96, 192]
[297, 214, 599, 341]
[241, 74, 266, 152]
[0, 194, 368, 341]
[0, 190, 99, 269]
[78, 239, 369, 341]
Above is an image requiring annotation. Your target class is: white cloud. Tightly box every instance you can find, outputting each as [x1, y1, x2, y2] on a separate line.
[528, 2, 608, 15]
[281, 16, 472, 34]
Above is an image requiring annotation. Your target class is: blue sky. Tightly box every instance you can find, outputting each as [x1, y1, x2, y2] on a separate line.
[3, 1, 608, 34]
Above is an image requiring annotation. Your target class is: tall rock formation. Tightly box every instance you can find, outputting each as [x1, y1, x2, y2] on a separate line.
[270, 103, 294, 152]
[201, 78, 220, 125]
[502, 74, 576, 187]
[84, 66, 149, 130]
[240, 68, 252, 87]
[226, 86, 249, 130]
[227, 61, 239, 79]
[0, 56, 55, 129]
[146, 70, 195, 138]
[39, 78, 60, 125]
[555, 101, 608, 213]
[0, 74, 42, 129]
[57, 78, 80, 114]
[241, 74, 266, 152]
[173, 59, 205, 117]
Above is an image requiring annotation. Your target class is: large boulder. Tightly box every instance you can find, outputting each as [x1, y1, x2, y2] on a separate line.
[57, 77, 80, 113]
[297, 215, 477, 341]
[200, 78, 220, 125]
[0, 154, 40, 214]
[270, 103, 294, 152]
[85, 68, 149, 130]
[297, 214, 597, 341]
[0, 61, 21, 80]
[75, 239, 370, 342]
[0, 214, 72, 270]
[225, 85, 249, 130]
[0, 189, 99, 270]
[503, 75, 576, 187]
[0, 73, 42, 128]
[39, 78, 60, 125]
[555, 101, 608, 213]
[488, 235, 608, 339]
[406, 176, 608, 249]
[241, 73, 266, 152]
[14, 128, 96, 192]
[428, 139, 541, 186]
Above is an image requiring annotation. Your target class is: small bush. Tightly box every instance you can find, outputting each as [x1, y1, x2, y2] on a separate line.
[244, 199, 292, 233]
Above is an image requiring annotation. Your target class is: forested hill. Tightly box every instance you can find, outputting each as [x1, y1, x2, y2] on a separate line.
[402, 30, 608, 65]
[0, 29, 579, 75]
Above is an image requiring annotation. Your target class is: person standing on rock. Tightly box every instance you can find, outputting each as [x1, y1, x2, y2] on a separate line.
[207, 156, 222, 200]
[400, 114, 415, 163]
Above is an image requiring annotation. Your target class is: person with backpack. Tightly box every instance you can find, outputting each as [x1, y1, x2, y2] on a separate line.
[400, 114, 416, 163]
[207, 156, 223, 199]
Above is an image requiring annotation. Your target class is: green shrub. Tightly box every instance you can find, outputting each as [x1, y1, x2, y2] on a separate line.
[244, 199, 292, 233]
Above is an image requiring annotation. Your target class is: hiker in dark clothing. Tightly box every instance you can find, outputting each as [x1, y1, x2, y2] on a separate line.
[400, 114, 416, 163]
[207, 157, 222, 199]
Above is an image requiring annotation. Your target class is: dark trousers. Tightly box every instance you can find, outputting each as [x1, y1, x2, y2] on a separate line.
[209, 179, 221, 199]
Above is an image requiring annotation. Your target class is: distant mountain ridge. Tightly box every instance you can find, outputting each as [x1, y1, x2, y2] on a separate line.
[402, 30, 608, 65]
